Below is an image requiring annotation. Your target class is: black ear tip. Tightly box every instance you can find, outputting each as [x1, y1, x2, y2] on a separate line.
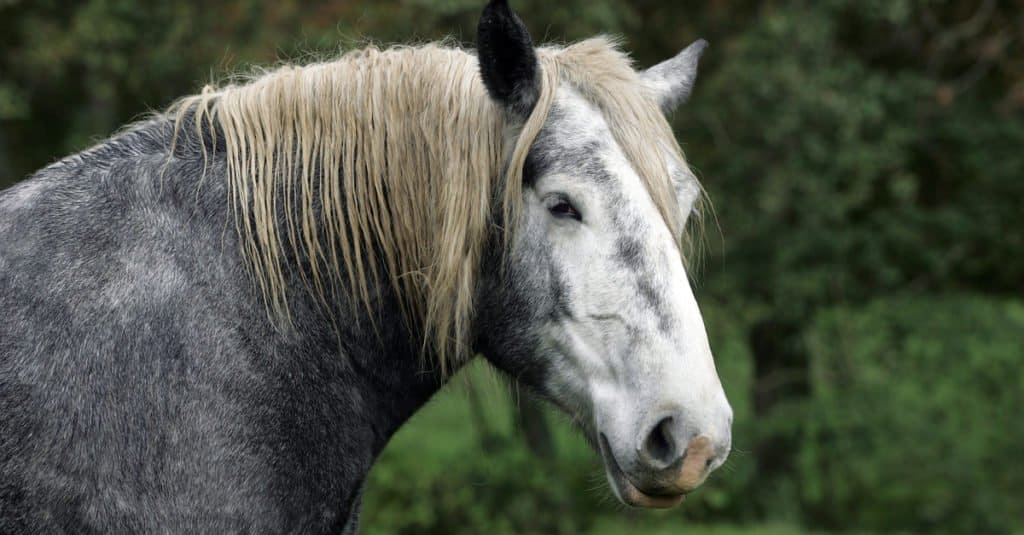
[481, 0, 518, 27]
[481, 0, 511, 18]
[477, 0, 538, 113]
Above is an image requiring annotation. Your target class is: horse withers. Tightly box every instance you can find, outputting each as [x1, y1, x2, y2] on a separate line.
[0, 0, 731, 532]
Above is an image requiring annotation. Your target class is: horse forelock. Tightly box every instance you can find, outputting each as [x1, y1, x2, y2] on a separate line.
[167, 37, 700, 372]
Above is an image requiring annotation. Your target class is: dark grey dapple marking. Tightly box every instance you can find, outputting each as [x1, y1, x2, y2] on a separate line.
[524, 97, 678, 337]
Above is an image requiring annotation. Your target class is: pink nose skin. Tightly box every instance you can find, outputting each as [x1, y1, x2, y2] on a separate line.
[638, 433, 719, 494]
[672, 435, 716, 491]
[638, 415, 724, 488]
[602, 432, 725, 509]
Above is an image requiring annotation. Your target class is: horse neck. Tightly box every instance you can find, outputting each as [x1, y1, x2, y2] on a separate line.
[166, 113, 459, 452]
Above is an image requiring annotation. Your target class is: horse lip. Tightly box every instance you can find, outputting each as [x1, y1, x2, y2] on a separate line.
[598, 433, 687, 509]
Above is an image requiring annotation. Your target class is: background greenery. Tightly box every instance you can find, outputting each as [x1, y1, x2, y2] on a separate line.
[2, 0, 1022, 533]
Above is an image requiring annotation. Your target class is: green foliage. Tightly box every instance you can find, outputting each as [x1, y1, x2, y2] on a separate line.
[687, 1, 1024, 310]
[799, 295, 1024, 533]
[363, 363, 599, 535]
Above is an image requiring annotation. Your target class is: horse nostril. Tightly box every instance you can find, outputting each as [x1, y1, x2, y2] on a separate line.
[641, 416, 679, 468]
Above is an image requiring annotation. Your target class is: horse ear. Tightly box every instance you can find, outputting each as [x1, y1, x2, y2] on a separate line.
[477, 0, 540, 117]
[641, 39, 708, 114]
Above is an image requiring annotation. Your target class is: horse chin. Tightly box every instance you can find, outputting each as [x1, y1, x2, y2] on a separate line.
[597, 433, 687, 509]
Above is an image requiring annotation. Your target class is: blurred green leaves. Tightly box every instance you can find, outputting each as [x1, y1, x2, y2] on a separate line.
[800, 295, 1024, 532]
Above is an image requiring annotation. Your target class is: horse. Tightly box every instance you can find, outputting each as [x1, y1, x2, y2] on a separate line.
[0, 0, 732, 532]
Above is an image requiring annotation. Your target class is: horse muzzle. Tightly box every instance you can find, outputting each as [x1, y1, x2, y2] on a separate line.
[597, 417, 730, 508]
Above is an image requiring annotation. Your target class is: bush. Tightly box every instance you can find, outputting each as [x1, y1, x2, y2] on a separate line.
[798, 295, 1024, 533]
[362, 363, 600, 535]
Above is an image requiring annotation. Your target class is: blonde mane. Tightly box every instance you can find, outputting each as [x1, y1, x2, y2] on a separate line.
[170, 37, 694, 371]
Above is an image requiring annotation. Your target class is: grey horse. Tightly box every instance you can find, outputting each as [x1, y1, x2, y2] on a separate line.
[0, 1, 731, 532]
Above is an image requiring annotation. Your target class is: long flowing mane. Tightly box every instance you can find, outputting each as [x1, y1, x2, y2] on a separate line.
[169, 37, 694, 370]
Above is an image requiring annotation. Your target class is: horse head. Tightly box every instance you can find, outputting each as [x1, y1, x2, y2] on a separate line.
[474, 0, 732, 508]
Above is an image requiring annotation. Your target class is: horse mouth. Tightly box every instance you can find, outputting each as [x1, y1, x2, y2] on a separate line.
[597, 433, 687, 509]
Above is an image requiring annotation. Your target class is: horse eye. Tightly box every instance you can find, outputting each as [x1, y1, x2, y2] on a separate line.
[549, 199, 582, 221]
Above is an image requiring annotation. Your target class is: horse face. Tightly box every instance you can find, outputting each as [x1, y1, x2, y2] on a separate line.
[475, 0, 731, 509]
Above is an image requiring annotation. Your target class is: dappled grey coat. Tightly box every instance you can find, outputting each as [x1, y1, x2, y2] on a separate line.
[0, 116, 437, 533]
